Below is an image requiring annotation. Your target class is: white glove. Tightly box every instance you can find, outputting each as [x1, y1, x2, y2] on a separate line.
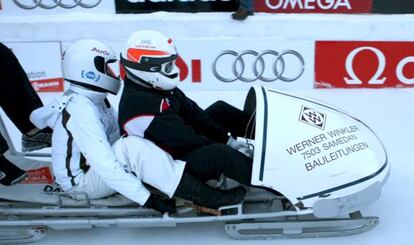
[227, 136, 249, 151]
[227, 137, 253, 159]
[238, 146, 254, 159]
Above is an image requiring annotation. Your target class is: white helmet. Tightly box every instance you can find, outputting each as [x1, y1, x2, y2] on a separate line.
[62, 39, 120, 95]
[120, 30, 179, 91]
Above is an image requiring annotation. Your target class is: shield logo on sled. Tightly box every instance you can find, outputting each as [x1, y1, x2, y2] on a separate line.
[299, 106, 327, 130]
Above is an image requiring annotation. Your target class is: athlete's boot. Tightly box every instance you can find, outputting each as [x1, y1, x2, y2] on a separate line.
[0, 156, 27, 186]
[175, 171, 246, 209]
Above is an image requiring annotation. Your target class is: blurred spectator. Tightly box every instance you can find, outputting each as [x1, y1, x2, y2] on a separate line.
[0, 42, 51, 186]
[232, 0, 254, 21]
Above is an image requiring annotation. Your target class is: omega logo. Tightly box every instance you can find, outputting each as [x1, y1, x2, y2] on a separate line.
[344, 46, 414, 85]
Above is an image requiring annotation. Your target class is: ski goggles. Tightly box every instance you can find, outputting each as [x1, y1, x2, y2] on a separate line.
[94, 56, 119, 80]
[120, 51, 178, 74]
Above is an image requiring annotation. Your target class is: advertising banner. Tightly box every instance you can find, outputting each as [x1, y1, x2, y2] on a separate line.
[0, 0, 114, 15]
[115, 0, 237, 13]
[373, 0, 414, 14]
[315, 41, 414, 88]
[256, 0, 373, 13]
[5, 42, 64, 92]
[110, 39, 314, 90]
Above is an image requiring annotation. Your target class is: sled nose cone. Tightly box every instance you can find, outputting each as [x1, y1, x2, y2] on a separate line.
[313, 181, 383, 218]
[246, 86, 389, 216]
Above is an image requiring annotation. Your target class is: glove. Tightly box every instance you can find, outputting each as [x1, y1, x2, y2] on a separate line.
[227, 136, 249, 151]
[144, 193, 177, 214]
[238, 146, 254, 159]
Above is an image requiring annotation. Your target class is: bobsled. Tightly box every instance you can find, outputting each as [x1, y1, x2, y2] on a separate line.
[0, 86, 389, 244]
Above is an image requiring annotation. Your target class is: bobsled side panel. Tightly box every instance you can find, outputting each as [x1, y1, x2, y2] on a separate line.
[249, 86, 388, 211]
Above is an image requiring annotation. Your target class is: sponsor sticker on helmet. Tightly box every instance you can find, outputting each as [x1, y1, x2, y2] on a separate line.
[81, 70, 101, 82]
[92, 47, 110, 56]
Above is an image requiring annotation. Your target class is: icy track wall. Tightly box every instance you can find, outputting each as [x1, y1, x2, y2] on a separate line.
[1, 12, 414, 92]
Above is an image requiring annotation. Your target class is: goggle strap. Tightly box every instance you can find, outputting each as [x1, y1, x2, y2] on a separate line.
[121, 56, 161, 72]
[141, 54, 178, 65]
[120, 53, 177, 73]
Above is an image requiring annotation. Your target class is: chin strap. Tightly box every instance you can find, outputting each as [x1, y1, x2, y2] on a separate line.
[66, 80, 109, 93]
[124, 66, 179, 91]
[124, 70, 155, 89]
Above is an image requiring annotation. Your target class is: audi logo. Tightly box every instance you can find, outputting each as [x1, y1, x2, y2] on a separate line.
[212, 50, 305, 83]
[13, 0, 102, 9]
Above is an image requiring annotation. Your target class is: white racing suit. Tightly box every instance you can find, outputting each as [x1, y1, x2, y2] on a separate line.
[30, 85, 185, 206]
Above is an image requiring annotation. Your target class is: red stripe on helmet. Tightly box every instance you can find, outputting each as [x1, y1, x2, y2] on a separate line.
[127, 48, 169, 62]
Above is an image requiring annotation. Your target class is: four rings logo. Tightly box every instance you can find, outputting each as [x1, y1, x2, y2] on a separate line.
[13, 0, 102, 9]
[212, 50, 305, 83]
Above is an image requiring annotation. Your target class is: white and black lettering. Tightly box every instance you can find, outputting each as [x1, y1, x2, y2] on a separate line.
[327, 125, 359, 138]
[322, 134, 358, 150]
[266, 0, 351, 10]
[286, 133, 327, 155]
[305, 142, 369, 171]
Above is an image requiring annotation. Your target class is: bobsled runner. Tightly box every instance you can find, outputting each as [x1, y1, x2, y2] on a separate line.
[0, 86, 389, 244]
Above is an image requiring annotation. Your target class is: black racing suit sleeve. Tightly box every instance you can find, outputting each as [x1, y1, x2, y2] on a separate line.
[174, 89, 229, 144]
[144, 109, 215, 157]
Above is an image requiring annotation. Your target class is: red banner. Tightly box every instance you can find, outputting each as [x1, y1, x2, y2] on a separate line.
[30, 78, 64, 92]
[315, 41, 414, 88]
[256, 0, 372, 13]
[21, 167, 54, 185]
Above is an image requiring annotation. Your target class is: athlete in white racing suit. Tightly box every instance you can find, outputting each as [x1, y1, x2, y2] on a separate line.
[30, 40, 184, 213]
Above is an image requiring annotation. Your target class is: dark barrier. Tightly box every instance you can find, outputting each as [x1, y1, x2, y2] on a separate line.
[255, 0, 414, 14]
[373, 0, 414, 14]
[114, 0, 414, 14]
[115, 0, 237, 13]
